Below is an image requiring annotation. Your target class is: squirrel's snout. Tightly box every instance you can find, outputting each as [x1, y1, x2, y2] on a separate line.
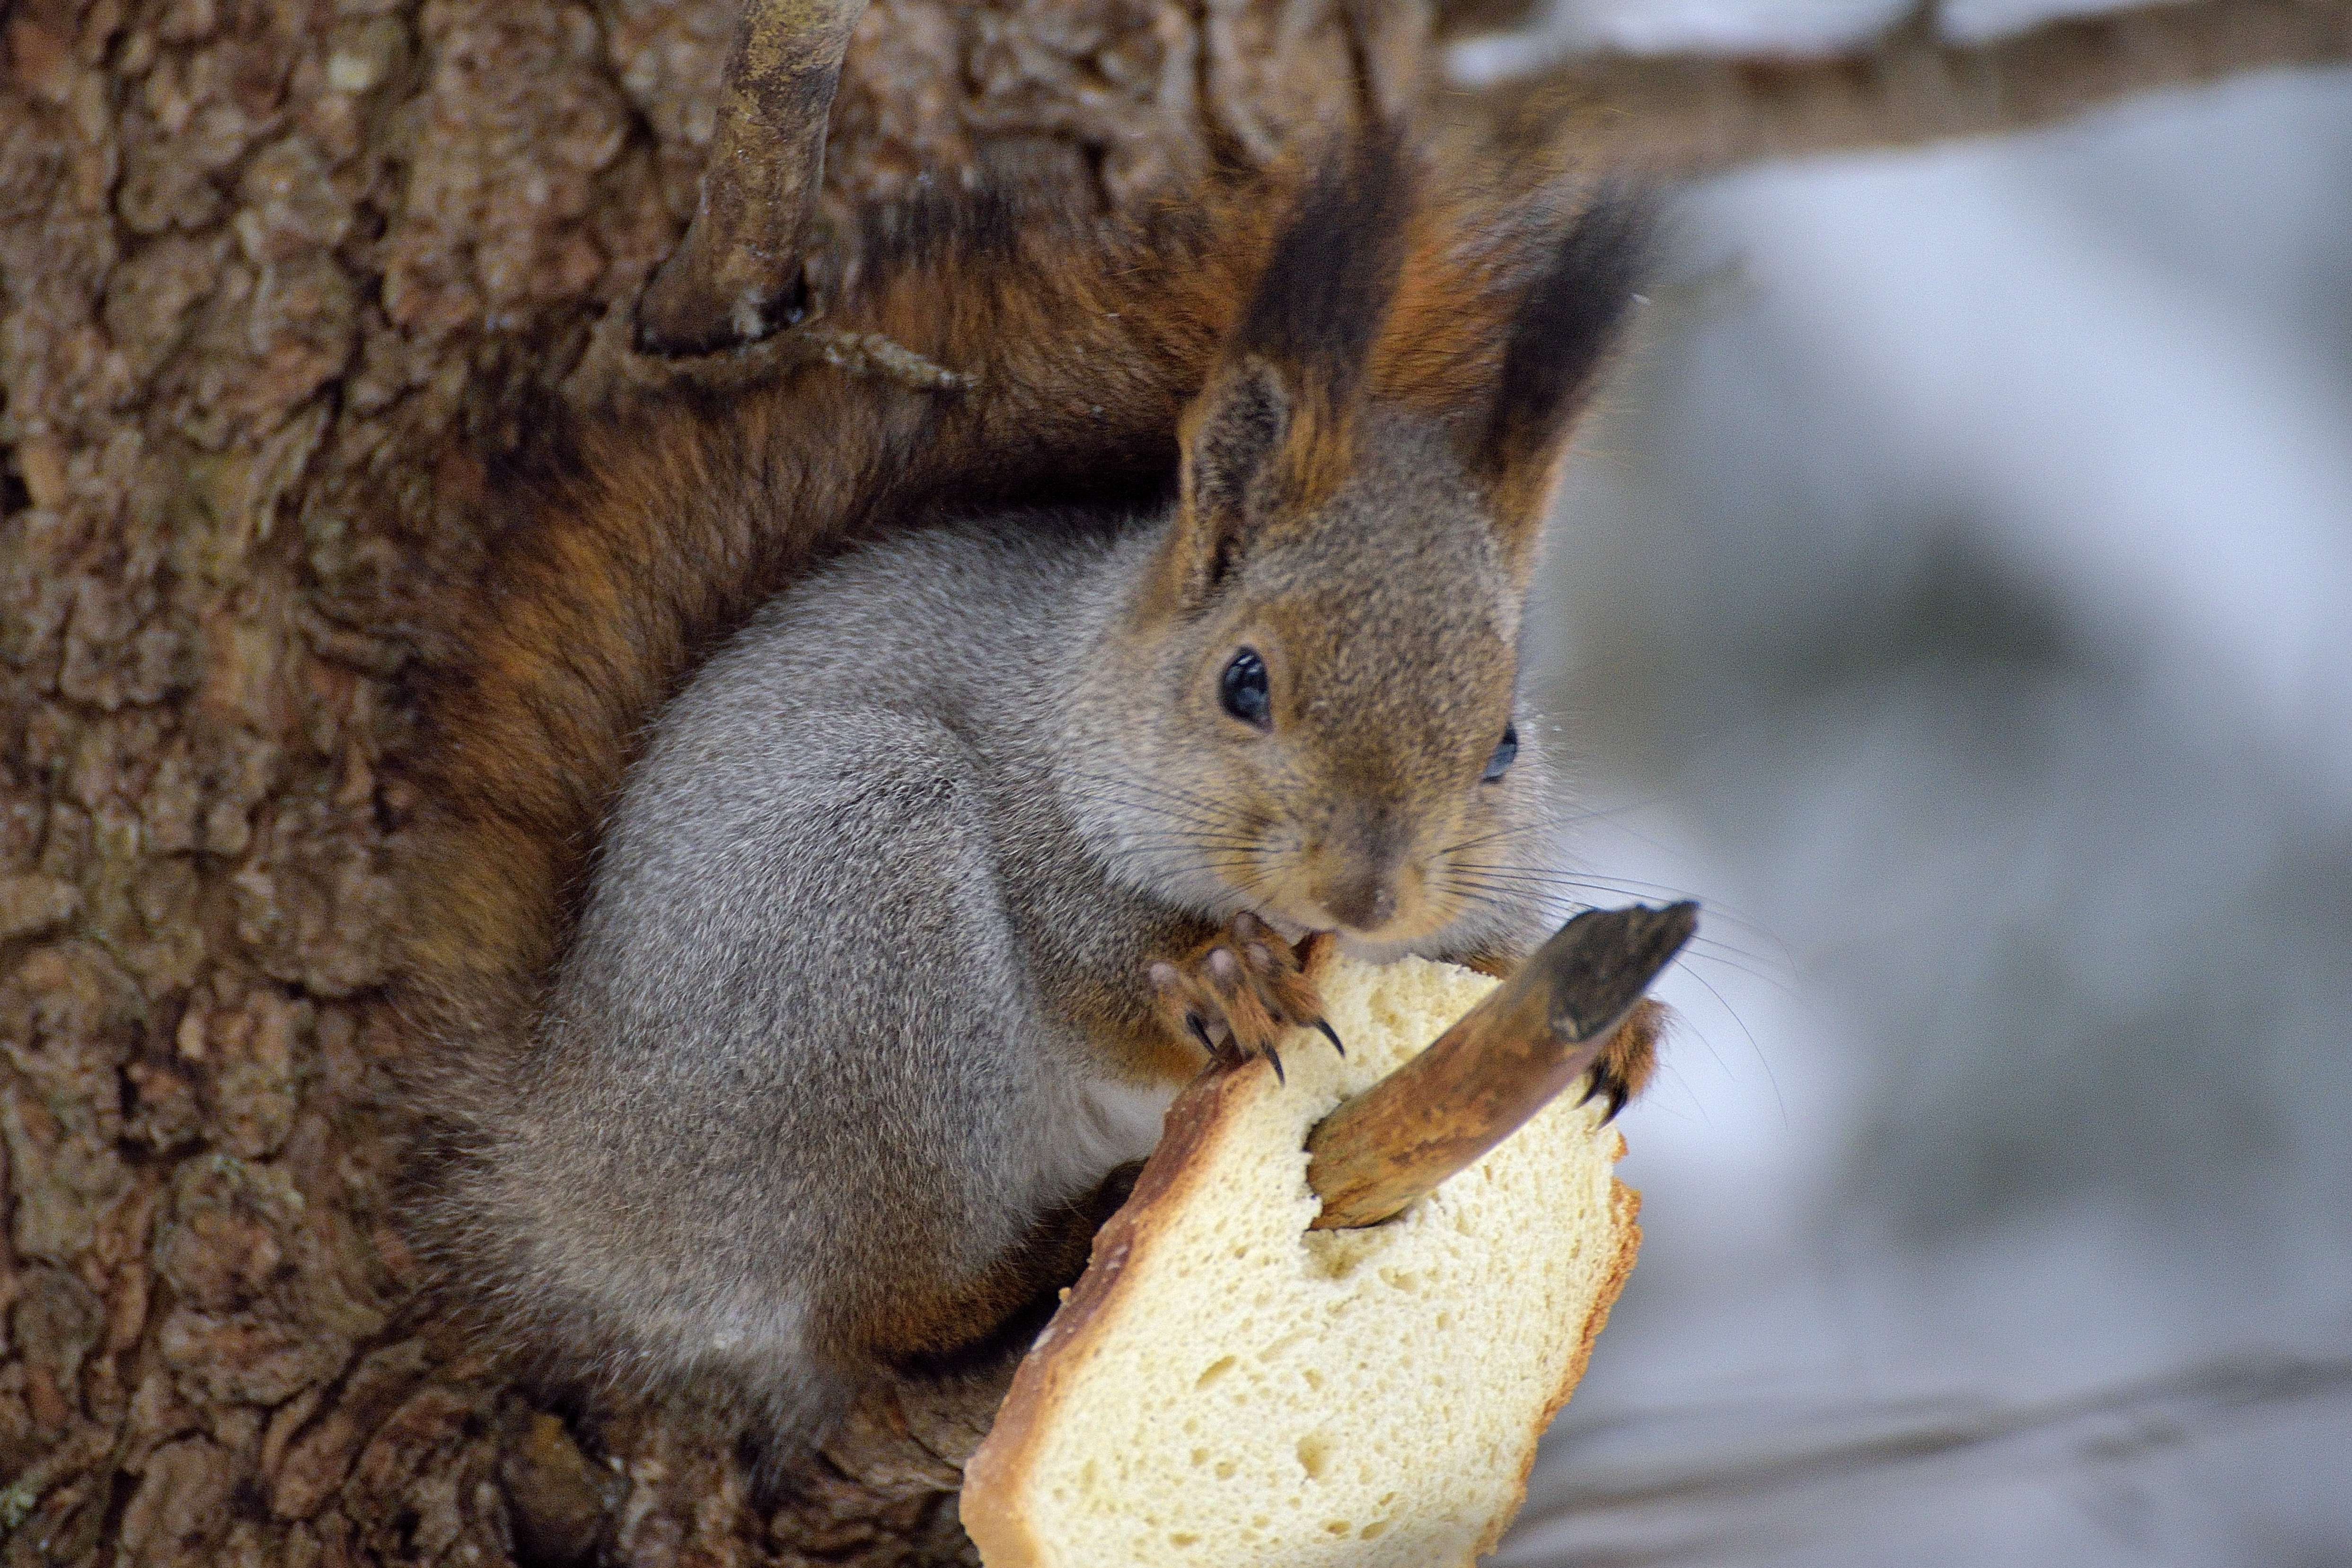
[1315, 868, 1399, 933]
[1304, 810, 1415, 936]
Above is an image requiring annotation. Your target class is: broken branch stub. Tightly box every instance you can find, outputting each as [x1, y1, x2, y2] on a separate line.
[634, 0, 870, 357]
[1304, 900, 1696, 1231]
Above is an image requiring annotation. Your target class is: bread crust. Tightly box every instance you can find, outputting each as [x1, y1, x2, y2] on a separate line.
[960, 1046, 1640, 1567]
[1478, 1159, 1640, 1560]
[960, 1061, 1255, 1566]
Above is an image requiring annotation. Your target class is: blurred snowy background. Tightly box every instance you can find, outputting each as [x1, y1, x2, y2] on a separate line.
[1463, 5, 2352, 1563]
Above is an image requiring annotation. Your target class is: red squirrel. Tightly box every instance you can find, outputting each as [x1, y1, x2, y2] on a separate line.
[403, 124, 1654, 1443]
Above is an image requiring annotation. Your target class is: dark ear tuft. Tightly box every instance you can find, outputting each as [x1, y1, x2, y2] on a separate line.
[1475, 188, 1655, 501]
[1160, 128, 1417, 609]
[1230, 126, 1414, 419]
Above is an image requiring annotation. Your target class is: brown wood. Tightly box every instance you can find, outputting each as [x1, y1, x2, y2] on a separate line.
[634, 0, 869, 355]
[1460, 0, 2352, 181]
[1305, 902, 1695, 1230]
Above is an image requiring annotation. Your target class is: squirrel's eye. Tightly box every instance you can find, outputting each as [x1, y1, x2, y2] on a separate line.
[1482, 723, 1518, 783]
[1219, 648, 1271, 729]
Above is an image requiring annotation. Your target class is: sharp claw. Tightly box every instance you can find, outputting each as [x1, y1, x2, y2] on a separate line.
[1263, 1045, 1286, 1084]
[1603, 1083, 1629, 1122]
[1577, 1076, 1604, 1107]
[1313, 1020, 1345, 1057]
[1187, 1016, 1218, 1059]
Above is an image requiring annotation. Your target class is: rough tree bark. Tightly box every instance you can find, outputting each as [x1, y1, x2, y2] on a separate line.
[0, 2, 2344, 1565]
[0, 6, 1403, 1563]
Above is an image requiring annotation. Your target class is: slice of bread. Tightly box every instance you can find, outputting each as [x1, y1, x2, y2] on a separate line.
[960, 951, 1639, 1568]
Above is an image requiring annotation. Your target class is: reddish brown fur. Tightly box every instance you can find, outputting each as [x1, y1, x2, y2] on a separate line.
[401, 136, 1611, 1076]
[1600, 996, 1665, 1108]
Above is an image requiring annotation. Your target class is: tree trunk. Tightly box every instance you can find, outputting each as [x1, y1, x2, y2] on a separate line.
[0, 3, 1394, 1562]
[2, 1, 2343, 1564]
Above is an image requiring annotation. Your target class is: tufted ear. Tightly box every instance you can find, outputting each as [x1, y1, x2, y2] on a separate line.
[1176, 354, 1294, 584]
[1155, 128, 1413, 611]
[1471, 190, 1654, 564]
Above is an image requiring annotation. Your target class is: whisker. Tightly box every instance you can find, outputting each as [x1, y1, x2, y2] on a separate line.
[1430, 877, 1592, 923]
[1442, 865, 1788, 965]
[1434, 878, 1794, 999]
[1058, 788, 1245, 834]
[1551, 807, 1686, 862]
[1670, 959, 1785, 1125]
[1533, 795, 1674, 834]
[1436, 818, 1568, 859]
[1660, 944, 1796, 997]
[1466, 866, 1788, 951]
[1064, 771, 1256, 826]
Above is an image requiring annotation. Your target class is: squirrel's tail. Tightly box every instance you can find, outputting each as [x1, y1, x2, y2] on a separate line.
[402, 181, 1258, 1048]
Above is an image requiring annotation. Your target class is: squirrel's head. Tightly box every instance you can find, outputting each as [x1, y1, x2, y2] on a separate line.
[1071, 131, 1649, 951]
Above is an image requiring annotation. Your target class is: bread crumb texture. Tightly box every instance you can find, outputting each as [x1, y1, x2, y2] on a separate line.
[963, 954, 1639, 1568]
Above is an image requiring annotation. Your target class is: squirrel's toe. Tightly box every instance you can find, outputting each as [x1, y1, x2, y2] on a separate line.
[1579, 998, 1663, 1122]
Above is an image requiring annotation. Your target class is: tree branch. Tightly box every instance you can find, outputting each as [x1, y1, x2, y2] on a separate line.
[633, 0, 868, 356]
[1507, 1350, 2352, 1561]
[1458, 0, 2352, 181]
[1434, 0, 1546, 42]
[1304, 902, 1694, 1230]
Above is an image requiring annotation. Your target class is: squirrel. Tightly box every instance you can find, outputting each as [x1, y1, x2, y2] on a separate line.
[401, 124, 1655, 1444]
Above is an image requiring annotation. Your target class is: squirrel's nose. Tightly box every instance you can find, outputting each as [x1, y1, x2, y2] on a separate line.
[1310, 809, 1408, 933]
[1317, 870, 1399, 933]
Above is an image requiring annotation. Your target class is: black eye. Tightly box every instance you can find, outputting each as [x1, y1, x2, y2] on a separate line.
[1482, 723, 1518, 782]
[1219, 648, 1271, 729]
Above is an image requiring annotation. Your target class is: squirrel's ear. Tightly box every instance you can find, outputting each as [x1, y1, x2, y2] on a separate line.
[1172, 354, 1295, 593]
[1156, 130, 1412, 609]
[1471, 190, 1653, 558]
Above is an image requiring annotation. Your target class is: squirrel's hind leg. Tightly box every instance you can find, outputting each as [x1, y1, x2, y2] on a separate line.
[870, 1157, 1145, 1381]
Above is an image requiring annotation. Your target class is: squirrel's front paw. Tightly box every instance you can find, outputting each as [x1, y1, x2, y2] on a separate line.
[1148, 913, 1340, 1084]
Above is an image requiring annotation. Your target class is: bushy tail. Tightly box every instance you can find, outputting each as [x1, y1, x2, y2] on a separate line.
[403, 188, 1243, 1045]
